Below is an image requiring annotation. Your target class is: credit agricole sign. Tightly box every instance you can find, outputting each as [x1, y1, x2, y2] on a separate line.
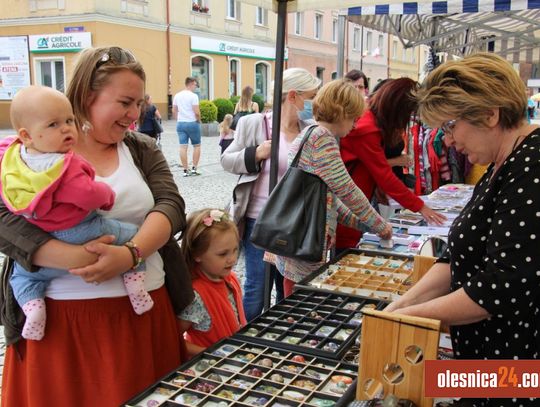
[29, 32, 92, 53]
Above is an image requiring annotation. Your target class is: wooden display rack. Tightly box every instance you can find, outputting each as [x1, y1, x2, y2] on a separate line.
[356, 309, 440, 407]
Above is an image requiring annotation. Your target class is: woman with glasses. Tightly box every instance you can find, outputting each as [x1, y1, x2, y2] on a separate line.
[221, 68, 320, 321]
[0, 46, 193, 406]
[336, 77, 445, 252]
[386, 53, 540, 407]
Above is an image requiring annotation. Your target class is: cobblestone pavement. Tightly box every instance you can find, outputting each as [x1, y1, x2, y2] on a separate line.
[0, 120, 248, 393]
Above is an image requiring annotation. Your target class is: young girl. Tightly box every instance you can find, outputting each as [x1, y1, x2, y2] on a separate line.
[179, 208, 246, 356]
[219, 114, 234, 154]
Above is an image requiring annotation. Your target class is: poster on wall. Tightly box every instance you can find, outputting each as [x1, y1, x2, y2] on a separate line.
[0, 36, 31, 100]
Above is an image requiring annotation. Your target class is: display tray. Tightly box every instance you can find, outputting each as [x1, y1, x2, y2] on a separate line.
[234, 289, 382, 360]
[124, 338, 357, 407]
[296, 249, 415, 303]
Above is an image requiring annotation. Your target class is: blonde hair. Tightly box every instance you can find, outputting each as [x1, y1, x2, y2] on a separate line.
[181, 208, 239, 276]
[313, 79, 364, 123]
[238, 86, 254, 111]
[417, 53, 527, 130]
[219, 114, 233, 134]
[270, 68, 321, 104]
[66, 46, 145, 133]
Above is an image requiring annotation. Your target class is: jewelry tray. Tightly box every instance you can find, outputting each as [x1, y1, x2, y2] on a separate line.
[124, 337, 358, 407]
[234, 288, 383, 360]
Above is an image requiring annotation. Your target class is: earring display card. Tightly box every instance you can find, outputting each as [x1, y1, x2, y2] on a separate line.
[296, 249, 415, 302]
[124, 338, 357, 407]
[234, 289, 382, 360]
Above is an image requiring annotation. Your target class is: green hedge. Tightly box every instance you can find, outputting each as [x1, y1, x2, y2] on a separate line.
[229, 95, 240, 106]
[252, 94, 265, 112]
[212, 98, 235, 123]
[199, 100, 218, 123]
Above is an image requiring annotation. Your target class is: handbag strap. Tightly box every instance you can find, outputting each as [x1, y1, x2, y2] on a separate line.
[290, 125, 317, 168]
[263, 114, 271, 140]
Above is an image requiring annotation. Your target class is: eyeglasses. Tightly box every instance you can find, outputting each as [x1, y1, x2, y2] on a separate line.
[440, 119, 457, 136]
[95, 47, 136, 70]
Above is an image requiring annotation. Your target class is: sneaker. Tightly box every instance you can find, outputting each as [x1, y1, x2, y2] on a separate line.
[190, 167, 200, 176]
[183, 170, 190, 177]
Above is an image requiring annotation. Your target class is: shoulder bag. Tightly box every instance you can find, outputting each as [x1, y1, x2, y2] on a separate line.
[250, 126, 327, 262]
[152, 117, 163, 134]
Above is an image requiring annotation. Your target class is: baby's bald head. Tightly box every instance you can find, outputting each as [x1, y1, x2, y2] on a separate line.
[10, 86, 69, 131]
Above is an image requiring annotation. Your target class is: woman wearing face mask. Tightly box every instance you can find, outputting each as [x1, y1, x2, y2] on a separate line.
[221, 68, 320, 321]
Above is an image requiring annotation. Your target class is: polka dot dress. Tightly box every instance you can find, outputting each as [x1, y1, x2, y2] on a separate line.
[447, 129, 540, 407]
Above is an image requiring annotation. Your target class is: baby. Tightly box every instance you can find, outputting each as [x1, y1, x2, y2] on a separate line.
[0, 85, 153, 340]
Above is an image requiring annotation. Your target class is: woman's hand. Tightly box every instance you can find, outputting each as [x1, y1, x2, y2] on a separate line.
[419, 205, 447, 225]
[69, 241, 134, 284]
[255, 140, 272, 162]
[377, 222, 393, 240]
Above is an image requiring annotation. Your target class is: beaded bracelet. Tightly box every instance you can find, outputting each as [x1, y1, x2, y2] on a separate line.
[124, 241, 143, 270]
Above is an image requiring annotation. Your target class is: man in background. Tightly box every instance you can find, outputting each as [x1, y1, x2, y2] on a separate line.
[173, 77, 201, 176]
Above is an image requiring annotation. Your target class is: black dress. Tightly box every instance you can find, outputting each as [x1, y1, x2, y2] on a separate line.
[447, 129, 540, 406]
[139, 104, 159, 138]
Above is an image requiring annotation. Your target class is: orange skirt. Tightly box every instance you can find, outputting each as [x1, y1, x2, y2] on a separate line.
[1, 285, 186, 407]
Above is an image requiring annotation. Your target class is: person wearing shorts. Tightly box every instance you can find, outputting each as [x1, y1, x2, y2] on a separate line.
[173, 77, 201, 176]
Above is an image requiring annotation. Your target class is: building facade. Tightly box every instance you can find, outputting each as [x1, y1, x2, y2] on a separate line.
[0, 0, 280, 127]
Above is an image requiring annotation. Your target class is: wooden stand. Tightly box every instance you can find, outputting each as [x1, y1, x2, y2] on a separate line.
[412, 255, 436, 283]
[357, 309, 440, 407]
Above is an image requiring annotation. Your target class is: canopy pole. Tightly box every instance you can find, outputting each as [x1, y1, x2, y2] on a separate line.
[337, 14, 347, 78]
[263, 0, 288, 311]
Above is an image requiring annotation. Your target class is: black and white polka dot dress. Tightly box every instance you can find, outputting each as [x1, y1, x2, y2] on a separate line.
[447, 129, 540, 406]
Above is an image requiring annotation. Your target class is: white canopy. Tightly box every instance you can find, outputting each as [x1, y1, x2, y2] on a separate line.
[346, 0, 540, 55]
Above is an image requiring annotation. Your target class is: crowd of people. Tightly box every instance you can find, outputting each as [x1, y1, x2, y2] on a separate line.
[0, 46, 538, 407]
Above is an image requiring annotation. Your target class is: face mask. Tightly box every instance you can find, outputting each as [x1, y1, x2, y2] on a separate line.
[297, 99, 313, 121]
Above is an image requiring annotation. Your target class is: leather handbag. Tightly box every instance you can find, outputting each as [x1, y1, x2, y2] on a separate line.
[250, 126, 327, 262]
[152, 117, 163, 134]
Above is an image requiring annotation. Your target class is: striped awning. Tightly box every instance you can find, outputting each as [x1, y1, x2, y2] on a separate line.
[347, 0, 540, 55]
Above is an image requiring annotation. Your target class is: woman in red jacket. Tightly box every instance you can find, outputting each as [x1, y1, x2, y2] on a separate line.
[337, 77, 446, 250]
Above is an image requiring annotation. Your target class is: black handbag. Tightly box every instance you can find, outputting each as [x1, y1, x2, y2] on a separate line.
[230, 111, 252, 130]
[152, 117, 163, 134]
[250, 126, 327, 262]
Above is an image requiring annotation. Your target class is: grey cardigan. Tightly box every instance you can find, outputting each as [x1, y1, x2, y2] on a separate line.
[220, 112, 313, 227]
[0, 132, 194, 345]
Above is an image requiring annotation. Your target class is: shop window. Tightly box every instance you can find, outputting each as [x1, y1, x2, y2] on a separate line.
[316, 67, 324, 84]
[34, 58, 65, 92]
[229, 58, 239, 97]
[255, 62, 269, 101]
[191, 55, 211, 100]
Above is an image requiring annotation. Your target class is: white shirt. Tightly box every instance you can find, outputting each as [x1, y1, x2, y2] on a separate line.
[46, 142, 165, 299]
[173, 89, 199, 122]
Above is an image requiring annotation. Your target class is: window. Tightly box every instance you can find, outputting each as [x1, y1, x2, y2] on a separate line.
[29, 0, 65, 11]
[403, 48, 408, 62]
[332, 19, 338, 43]
[294, 12, 303, 35]
[314, 13, 323, 40]
[229, 59, 239, 96]
[378, 34, 384, 55]
[331, 71, 337, 80]
[191, 55, 210, 100]
[255, 62, 269, 101]
[256, 7, 268, 26]
[392, 40, 398, 59]
[227, 0, 240, 19]
[191, 0, 209, 13]
[316, 67, 324, 83]
[365, 32, 372, 54]
[353, 28, 361, 51]
[34, 58, 65, 92]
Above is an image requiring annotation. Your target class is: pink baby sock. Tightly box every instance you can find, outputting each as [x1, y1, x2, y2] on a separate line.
[123, 271, 154, 315]
[22, 298, 46, 340]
